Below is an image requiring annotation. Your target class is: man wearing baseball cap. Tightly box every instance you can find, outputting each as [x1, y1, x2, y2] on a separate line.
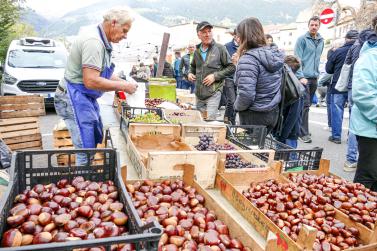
[188, 21, 235, 120]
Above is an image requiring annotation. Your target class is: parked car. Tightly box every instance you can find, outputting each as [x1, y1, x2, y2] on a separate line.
[0, 37, 68, 107]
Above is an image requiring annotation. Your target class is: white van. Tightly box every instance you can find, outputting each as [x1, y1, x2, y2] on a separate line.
[0, 37, 68, 107]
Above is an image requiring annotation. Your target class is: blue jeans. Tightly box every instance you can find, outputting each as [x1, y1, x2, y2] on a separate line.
[326, 88, 332, 127]
[285, 139, 298, 149]
[175, 76, 182, 89]
[331, 92, 348, 140]
[54, 89, 88, 165]
[346, 89, 358, 163]
[181, 79, 195, 93]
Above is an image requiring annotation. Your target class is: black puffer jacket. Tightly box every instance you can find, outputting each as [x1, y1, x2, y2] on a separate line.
[234, 46, 284, 112]
[345, 29, 374, 89]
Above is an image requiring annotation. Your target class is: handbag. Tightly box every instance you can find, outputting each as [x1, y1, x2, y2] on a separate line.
[335, 64, 351, 92]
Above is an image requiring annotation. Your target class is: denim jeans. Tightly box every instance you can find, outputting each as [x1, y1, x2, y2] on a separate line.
[346, 89, 358, 163]
[175, 76, 182, 89]
[196, 91, 221, 120]
[331, 92, 348, 140]
[54, 89, 88, 165]
[285, 139, 298, 149]
[326, 88, 332, 128]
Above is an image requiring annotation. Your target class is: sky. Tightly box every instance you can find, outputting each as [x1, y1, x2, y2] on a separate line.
[26, 0, 103, 18]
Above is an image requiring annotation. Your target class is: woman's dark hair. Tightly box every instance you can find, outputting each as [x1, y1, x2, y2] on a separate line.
[265, 34, 273, 41]
[284, 55, 301, 73]
[373, 15, 377, 33]
[236, 17, 266, 56]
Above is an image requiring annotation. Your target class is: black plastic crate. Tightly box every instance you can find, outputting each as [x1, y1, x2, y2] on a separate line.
[0, 149, 162, 251]
[226, 125, 267, 149]
[226, 125, 323, 171]
[120, 104, 168, 129]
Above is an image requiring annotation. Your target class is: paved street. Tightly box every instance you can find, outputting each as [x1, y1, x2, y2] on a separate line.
[40, 101, 356, 181]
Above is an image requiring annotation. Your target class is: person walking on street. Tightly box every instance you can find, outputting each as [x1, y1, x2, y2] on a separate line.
[162, 60, 174, 78]
[173, 51, 182, 88]
[349, 16, 377, 191]
[326, 30, 358, 145]
[188, 21, 235, 120]
[180, 43, 196, 92]
[152, 56, 158, 77]
[343, 28, 375, 172]
[294, 16, 324, 143]
[54, 9, 137, 165]
[224, 29, 239, 124]
[233, 17, 284, 133]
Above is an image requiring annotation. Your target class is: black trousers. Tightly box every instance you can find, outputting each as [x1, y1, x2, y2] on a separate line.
[354, 136, 377, 191]
[299, 78, 318, 137]
[239, 106, 279, 134]
[224, 79, 236, 124]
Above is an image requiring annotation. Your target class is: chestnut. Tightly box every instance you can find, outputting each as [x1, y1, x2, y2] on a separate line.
[70, 228, 87, 239]
[21, 221, 36, 234]
[32, 232, 52, 244]
[77, 205, 93, 218]
[111, 211, 128, 225]
[2, 229, 22, 247]
[38, 212, 52, 226]
[21, 234, 34, 246]
[7, 215, 25, 228]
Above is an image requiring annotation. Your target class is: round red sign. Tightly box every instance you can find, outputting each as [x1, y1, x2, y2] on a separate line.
[320, 8, 335, 25]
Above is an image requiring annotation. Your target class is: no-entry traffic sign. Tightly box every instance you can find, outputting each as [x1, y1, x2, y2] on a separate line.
[320, 8, 335, 25]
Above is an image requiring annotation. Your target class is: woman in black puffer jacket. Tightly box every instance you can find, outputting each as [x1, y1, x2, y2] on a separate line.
[234, 17, 284, 132]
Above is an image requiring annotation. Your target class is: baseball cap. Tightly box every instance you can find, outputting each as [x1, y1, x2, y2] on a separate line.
[345, 30, 359, 40]
[196, 21, 213, 32]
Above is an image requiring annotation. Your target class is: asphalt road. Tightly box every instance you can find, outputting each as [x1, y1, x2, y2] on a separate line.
[40, 102, 355, 181]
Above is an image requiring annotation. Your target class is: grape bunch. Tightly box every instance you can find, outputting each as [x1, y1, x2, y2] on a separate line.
[195, 134, 236, 151]
[145, 98, 165, 108]
[225, 153, 266, 169]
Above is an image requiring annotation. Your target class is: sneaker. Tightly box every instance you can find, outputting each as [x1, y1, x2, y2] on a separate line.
[323, 126, 332, 132]
[344, 161, 357, 172]
[299, 135, 312, 143]
[328, 136, 341, 144]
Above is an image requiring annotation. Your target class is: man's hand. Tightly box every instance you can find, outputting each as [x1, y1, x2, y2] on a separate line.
[203, 74, 215, 86]
[122, 81, 138, 94]
[188, 73, 196, 82]
[232, 53, 239, 65]
[300, 78, 308, 85]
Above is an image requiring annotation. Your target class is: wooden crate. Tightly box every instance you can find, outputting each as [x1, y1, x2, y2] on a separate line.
[177, 93, 196, 105]
[0, 95, 45, 119]
[163, 109, 203, 124]
[181, 123, 227, 145]
[217, 149, 275, 174]
[0, 117, 42, 150]
[123, 164, 275, 251]
[216, 160, 377, 251]
[280, 164, 377, 245]
[125, 123, 218, 189]
[53, 129, 104, 165]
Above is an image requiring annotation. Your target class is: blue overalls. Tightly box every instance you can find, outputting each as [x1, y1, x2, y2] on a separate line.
[66, 26, 114, 150]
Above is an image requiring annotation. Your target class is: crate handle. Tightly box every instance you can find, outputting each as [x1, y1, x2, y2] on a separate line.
[265, 231, 278, 251]
[296, 224, 317, 249]
[173, 164, 195, 186]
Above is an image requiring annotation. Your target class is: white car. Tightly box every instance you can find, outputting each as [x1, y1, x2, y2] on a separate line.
[0, 37, 68, 107]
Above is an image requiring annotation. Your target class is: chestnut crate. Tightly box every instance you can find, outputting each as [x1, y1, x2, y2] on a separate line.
[279, 163, 377, 245]
[122, 124, 217, 189]
[123, 164, 267, 251]
[216, 160, 377, 251]
[0, 149, 162, 251]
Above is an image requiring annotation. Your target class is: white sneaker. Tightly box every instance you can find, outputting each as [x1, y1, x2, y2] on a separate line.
[323, 126, 332, 132]
[344, 161, 357, 172]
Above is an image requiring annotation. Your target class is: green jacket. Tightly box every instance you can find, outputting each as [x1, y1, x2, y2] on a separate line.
[190, 40, 235, 100]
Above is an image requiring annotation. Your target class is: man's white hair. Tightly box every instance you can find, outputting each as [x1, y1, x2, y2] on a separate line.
[103, 9, 134, 25]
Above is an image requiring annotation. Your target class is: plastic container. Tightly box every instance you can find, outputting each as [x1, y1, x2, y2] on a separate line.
[0, 149, 162, 251]
[226, 125, 267, 149]
[120, 104, 168, 129]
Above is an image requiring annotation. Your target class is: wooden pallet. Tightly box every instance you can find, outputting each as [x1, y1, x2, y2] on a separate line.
[0, 117, 42, 150]
[216, 160, 377, 251]
[0, 95, 45, 119]
[53, 129, 104, 166]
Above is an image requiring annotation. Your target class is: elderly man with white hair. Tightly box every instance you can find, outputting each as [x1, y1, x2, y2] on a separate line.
[54, 9, 138, 165]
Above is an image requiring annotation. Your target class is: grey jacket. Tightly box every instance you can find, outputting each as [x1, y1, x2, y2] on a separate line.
[234, 46, 284, 112]
[179, 54, 191, 79]
[190, 40, 235, 100]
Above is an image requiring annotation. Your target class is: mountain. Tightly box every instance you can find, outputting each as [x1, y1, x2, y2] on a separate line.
[24, 0, 310, 37]
[20, 8, 52, 35]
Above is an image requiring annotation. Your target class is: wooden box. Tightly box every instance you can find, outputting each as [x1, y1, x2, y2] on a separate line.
[125, 123, 218, 189]
[0, 117, 42, 150]
[216, 160, 377, 251]
[163, 109, 203, 124]
[53, 128, 104, 165]
[0, 95, 45, 119]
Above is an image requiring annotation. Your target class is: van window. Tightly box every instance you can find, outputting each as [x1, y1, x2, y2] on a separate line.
[7, 49, 67, 68]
